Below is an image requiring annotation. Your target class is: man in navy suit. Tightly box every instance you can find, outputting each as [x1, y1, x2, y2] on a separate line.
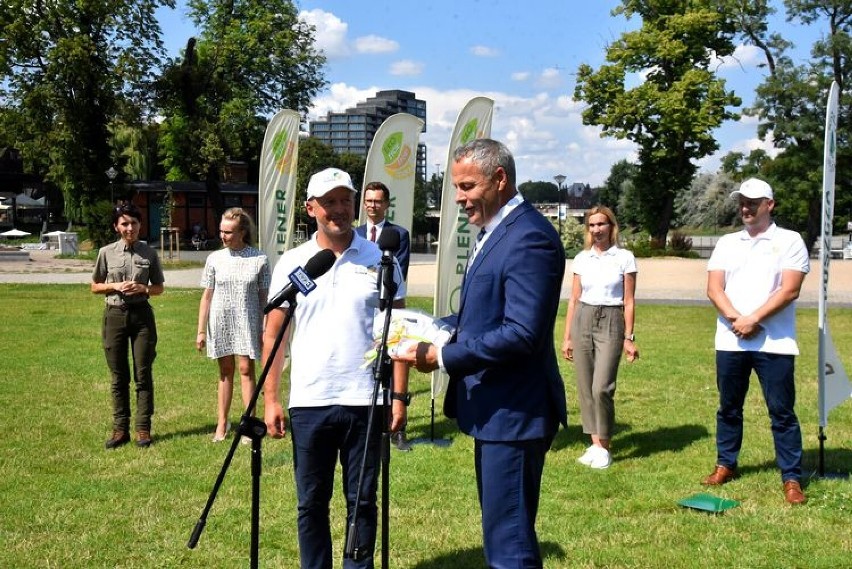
[355, 181, 411, 280]
[394, 139, 567, 568]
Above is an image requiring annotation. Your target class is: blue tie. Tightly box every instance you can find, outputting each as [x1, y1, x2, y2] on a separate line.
[466, 229, 486, 272]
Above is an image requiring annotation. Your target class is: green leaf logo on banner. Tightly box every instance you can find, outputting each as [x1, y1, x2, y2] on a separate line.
[272, 130, 289, 159]
[382, 132, 403, 165]
[460, 119, 479, 144]
[272, 128, 295, 173]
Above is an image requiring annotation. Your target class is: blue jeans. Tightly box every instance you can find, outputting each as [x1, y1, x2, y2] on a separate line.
[289, 406, 382, 569]
[715, 351, 803, 482]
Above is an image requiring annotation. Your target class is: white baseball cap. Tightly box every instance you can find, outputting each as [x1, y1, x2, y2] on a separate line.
[731, 178, 773, 200]
[306, 168, 356, 200]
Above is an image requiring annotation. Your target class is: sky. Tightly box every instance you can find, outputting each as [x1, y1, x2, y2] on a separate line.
[156, 1, 823, 186]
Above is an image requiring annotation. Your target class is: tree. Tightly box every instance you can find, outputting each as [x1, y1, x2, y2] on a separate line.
[745, 0, 852, 250]
[0, 0, 174, 244]
[574, 0, 742, 244]
[518, 181, 559, 203]
[156, 0, 326, 218]
[598, 159, 637, 217]
[674, 172, 739, 231]
[719, 148, 770, 179]
[723, 0, 791, 76]
[425, 171, 445, 210]
[290, 137, 366, 232]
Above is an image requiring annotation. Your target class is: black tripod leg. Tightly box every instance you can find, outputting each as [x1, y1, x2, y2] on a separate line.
[381, 404, 390, 569]
[246, 418, 267, 569]
[188, 305, 293, 567]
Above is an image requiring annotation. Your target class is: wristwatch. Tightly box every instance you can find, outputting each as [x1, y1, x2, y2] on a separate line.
[391, 392, 411, 406]
[624, 333, 635, 341]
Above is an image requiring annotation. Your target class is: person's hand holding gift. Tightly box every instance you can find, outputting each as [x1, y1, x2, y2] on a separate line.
[362, 309, 454, 368]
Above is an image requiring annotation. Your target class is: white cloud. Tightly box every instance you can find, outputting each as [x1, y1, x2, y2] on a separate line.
[536, 67, 563, 89]
[470, 45, 499, 57]
[298, 10, 399, 59]
[389, 60, 424, 76]
[354, 35, 399, 54]
[308, 82, 638, 186]
[299, 9, 350, 59]
[307, 84, 378, 121]
[511, 71, 530, 82]
[713, 44, 766, 72]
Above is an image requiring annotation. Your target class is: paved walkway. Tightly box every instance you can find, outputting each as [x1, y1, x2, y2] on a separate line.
[2, 249, 852, 306]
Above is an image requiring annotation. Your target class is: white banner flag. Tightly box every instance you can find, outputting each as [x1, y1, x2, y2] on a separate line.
[431, 97, 494, 399]
[359, 113, 425, 233]
[818, 81, 851, 426]
[258, 109, 300, 271]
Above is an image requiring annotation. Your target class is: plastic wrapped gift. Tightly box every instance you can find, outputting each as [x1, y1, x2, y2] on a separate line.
[362, 308, 455, 367]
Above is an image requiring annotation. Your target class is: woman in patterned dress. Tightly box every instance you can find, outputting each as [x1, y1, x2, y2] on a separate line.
[196, 208, 270, 441]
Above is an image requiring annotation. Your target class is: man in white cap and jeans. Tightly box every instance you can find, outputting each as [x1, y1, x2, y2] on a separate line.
[263, 167, 409, 567]
[702, 178, 809, 505]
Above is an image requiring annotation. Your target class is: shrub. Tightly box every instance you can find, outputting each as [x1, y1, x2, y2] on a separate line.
[668, 230, 693, 253]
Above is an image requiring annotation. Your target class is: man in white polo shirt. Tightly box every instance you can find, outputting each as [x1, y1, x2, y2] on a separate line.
[702, 178, 810, 505]
[262, 167, 409, 568]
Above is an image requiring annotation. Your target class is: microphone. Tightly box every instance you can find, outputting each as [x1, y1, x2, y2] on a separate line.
[376, 229, 400, 310]
[376, 226, 400, 255]
[263, 248, 336, 314]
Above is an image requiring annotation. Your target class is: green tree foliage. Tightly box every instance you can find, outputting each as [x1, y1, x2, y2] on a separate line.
[745, 0, 852, 250]
[0, 0, 173, 244]
[674, 172, 739, 231]
[559, 216, 586, 258]
[574, 0, 741, 244]
[719, 149, 770, 179]
[110, 123, 160, 183]
[724, 0, 791, 76]
[412, 176, 430, 237]
[518, 181, 559, 203]
[425, 171, 445, 211]
[292, 137, 366, 231]
[598, 159, 638, 218]
[156, 0, 326, 218]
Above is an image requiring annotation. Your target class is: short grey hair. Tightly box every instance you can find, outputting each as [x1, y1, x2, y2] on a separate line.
[452, 139, 516, 188]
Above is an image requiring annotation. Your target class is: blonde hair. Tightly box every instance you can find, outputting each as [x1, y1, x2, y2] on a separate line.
[583, 205, 620, 250]
[222, 207, 257, 246]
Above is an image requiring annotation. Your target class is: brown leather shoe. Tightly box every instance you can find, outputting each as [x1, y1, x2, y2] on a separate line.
[136, 430, 152, 448]
[783, 480, 806, 505]
[702, 465, 737, 486]
[105, 430, 130, 450]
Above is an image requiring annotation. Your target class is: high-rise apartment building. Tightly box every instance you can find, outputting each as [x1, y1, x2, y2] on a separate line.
[309, 90, 428, 181]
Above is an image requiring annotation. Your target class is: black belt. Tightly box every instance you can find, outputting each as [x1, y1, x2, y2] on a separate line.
[107, 303, 148, 311]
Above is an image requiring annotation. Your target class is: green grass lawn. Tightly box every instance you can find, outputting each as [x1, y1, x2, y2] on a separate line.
[1, 284, 850, 568]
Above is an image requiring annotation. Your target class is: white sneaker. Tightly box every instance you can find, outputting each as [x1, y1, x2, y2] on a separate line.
[577, 445, 597, 466]
[588, 447, 612, 469]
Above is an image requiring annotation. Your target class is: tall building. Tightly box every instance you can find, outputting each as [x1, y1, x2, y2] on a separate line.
[309, 89, 428, 181]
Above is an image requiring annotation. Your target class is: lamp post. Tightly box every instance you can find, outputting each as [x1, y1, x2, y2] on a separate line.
[554, 174, 566, 236]
[434, 162, 442, 208]
[106, 166, 118, 204]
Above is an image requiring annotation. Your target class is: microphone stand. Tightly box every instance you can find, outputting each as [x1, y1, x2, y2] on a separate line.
[187, 302, 296, 569]
[345, 255, 397, 568]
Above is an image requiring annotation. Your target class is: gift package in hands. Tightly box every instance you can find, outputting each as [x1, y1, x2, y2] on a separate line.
[362, 309, 455, 367]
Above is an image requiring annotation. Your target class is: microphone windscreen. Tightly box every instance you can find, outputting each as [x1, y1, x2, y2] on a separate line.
[377, 228, 400, 252]
[304, 248, 336, 279]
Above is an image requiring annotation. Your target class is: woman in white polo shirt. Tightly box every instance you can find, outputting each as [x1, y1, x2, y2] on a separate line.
[562, 206, 639, 469]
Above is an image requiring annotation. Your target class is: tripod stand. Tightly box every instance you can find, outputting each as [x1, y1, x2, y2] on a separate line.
[345, 251, 399, 568]
[187, 303, 296, 569]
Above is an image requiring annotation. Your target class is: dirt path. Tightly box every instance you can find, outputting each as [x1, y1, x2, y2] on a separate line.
[3, 249, 852, 305]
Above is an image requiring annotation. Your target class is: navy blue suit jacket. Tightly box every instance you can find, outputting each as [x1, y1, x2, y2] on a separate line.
[356, 221, 411, 280]
[442, 200, 567, 442]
